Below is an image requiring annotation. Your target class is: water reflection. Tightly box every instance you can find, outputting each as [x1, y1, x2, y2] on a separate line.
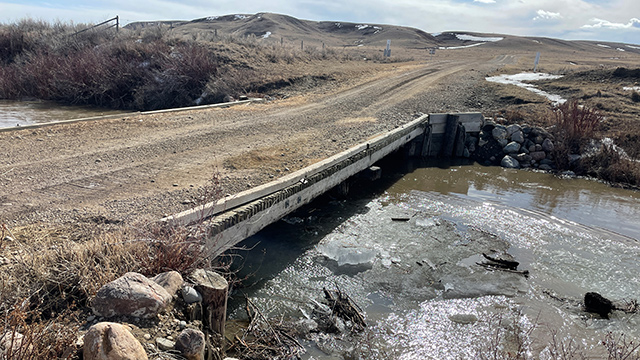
[394, 159, 640, 241]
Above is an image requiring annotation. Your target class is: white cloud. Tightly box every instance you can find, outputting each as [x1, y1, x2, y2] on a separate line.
[582, 18, 640, 30]
[473, 0, 496, 3]
[533, 9, 562, 21]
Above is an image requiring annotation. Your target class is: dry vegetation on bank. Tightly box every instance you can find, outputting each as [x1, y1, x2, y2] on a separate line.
[0, 19, 371, 111]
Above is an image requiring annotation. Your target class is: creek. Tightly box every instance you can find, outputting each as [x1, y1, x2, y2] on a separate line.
[226, 158, 640, 359]
[0, 100, 120, 128]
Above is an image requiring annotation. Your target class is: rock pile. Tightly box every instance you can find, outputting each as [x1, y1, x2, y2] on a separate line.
[472, 121, 557, 171]
[76, 270, 232, 360]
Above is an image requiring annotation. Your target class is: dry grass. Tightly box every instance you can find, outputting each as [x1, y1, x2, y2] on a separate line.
[0, 300, 78, 360]
[0, 18, 367, 112]
[577, 143, 640, 187]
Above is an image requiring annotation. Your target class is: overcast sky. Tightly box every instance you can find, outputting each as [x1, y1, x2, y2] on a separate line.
[1, 0, 639, 44]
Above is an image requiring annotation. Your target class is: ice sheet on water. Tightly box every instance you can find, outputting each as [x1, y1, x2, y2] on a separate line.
[317, 237, 376, 266]
[416, 217, 437, 227]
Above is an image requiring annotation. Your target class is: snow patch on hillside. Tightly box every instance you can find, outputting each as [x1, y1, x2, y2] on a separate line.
[440, 43, 485, 50]
[486, 73, 565, 105]
[456, 34, 503, 42]
[262, 31, 271, 39]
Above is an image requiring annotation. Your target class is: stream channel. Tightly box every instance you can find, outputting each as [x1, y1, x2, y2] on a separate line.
[226, 157, 640, 359]
[0, 100, 121, 128]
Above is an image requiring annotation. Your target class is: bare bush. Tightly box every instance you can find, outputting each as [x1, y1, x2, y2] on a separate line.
[0, 300, 78, 360]
[603, 332, 640, 360]
[577, 143, 640, 186]
[552, 99, 603, 152]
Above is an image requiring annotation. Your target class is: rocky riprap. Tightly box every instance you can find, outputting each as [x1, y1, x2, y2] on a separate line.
[74, 270, 232, 360]
[471, 119, 557, 171]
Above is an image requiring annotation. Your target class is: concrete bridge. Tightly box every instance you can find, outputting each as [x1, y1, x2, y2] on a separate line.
[163, 112, 483, 257]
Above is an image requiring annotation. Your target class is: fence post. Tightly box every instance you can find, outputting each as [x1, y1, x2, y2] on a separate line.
[116, 16, 119, 32]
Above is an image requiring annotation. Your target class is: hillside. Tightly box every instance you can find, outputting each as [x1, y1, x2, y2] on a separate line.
[126, 12, 438, 49]
[125, 12, 640, 59]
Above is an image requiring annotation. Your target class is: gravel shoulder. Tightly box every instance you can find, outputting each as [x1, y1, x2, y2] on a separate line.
[0, 56, 502, 227]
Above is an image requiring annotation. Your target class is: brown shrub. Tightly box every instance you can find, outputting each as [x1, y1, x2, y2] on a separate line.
[0, 300, 78, 360]
[552, 99, 603, 152]
[577, 144, 640, 187]
[549, 99, 603, 170]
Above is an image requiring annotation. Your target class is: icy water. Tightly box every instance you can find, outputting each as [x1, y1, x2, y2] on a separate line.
[0, 100, 121, 128]
[227, 160, 640, 359]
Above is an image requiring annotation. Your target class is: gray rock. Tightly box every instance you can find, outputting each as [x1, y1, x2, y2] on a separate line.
[92, 272, 172, 319]
[175, 329, 206, 360]
[535, 144, 543, 152]
[448, 314, 479, 324]
[529, 145, 537, 152]
[156, 337, 176, 351]
[511, 131, 525, 144]
[492, 126, 508, 140]
[497, 139, 508, 148]
[501, 155, 520, 169]
[540, 159, 554, 166]
[530, 151, 547, 161]
[515, 154, 532, 163]
[478, 137, 488, 147]
[542, 138, 555, 152]
[506, 124, 521, 137]
[152, 271, 184, 298]
[503, 141, 521, 154]
[534, 136, 544, 145]
[539, 164, 553, 171]
[83, 322, 148, 360]
[181, 286, 202, 304]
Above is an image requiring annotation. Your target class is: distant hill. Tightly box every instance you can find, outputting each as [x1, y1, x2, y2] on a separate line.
[125, 12, 438, 49]
[125, 12, 640, 56]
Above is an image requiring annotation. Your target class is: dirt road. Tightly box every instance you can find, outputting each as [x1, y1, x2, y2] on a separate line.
[0, 58, 499, 226]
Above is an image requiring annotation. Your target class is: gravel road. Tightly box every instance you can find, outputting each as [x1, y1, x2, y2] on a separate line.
[0, 58, 504, 227]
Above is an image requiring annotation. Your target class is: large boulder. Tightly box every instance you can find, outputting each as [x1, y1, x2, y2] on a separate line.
[175, 329, 206, 360]
[530, 151, 547, 162]
[501, 155, 520, 169]
[542, 138, 555, 152]
[93, 272, 172, 318]
[511, 131, 525, 144]
[503, 141, 521, 154]
[152, 271, 184, 297]
[506, 124, 521, 137]
[83, 322, 148, 360]
[492, 126, 508, 141]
